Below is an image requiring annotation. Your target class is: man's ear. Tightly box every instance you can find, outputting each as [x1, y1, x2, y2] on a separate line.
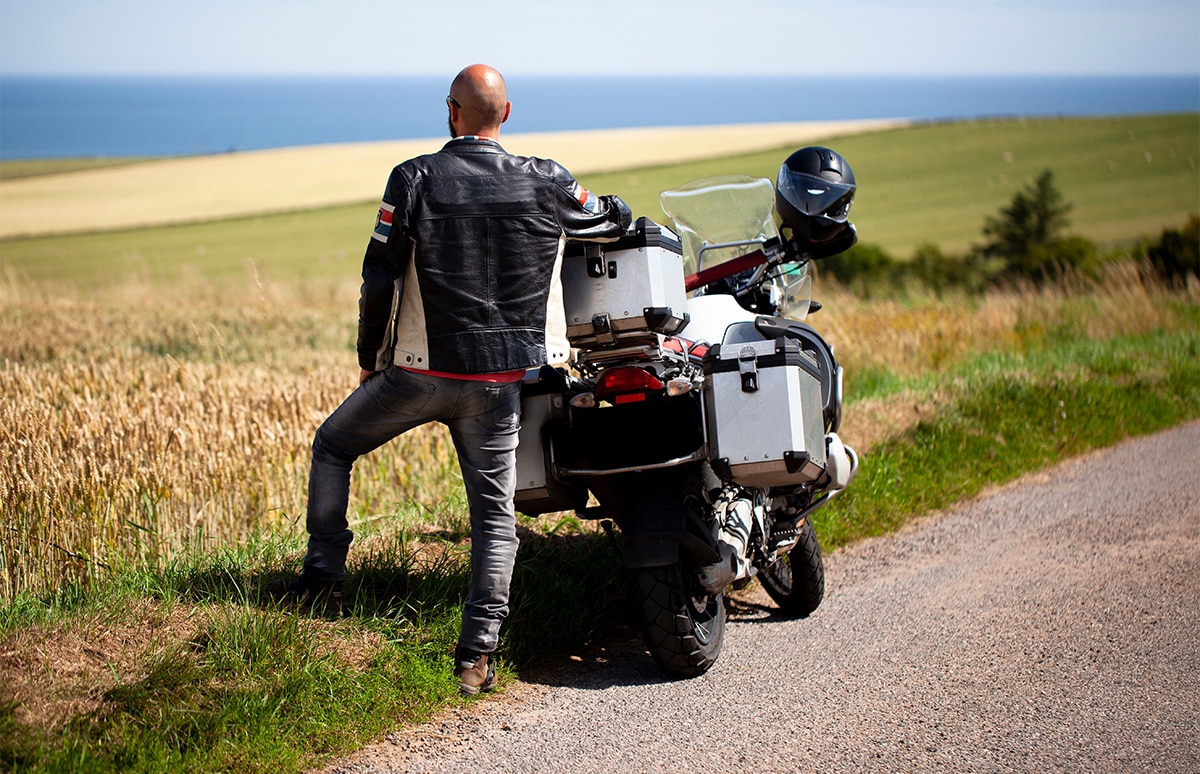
[501, 101, 512, 124]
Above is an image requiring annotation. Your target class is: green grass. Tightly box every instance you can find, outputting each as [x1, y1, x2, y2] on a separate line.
[0, 520, 627, 773]
[579, 113, 1200, 257]
[815, 317, 1200, 550]
[2, 590, 457, 773]
[0, 204, 375, 292]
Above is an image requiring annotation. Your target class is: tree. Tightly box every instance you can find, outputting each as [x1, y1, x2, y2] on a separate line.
[1146, 214, 1200, 288]
[979, 169, 1074, 281]
[817, 242, 895, 298]
[910, 242, 992, 296]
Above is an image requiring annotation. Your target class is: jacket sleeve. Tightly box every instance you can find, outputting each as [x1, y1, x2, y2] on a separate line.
[356, 168, 410, 371]
[548, 162, 632, 241]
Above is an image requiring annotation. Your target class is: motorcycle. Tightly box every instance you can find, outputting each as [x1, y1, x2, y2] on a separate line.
[514, 148, 860, 677]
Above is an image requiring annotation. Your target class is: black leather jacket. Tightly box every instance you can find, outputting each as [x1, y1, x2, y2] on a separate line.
[357, 137, 632, 374]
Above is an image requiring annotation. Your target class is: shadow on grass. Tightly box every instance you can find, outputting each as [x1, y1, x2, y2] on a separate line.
[166, 519, 830, 693]
[165, 523, 638, 677]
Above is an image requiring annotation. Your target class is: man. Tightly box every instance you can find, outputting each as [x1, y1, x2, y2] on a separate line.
[270, 64, 631, 696]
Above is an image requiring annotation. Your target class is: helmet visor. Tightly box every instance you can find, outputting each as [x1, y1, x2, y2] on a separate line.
[776, 169, 855, 223]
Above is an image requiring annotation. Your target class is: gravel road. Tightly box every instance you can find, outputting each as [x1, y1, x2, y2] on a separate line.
[321, 422, 1200, 774]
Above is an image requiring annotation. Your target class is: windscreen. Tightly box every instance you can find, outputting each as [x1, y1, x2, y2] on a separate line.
[659, 176, 778, 277]
[660, 175, 812, 321]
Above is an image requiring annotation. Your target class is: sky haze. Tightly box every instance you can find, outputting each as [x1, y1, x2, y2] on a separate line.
[2, 0, 1198, 78]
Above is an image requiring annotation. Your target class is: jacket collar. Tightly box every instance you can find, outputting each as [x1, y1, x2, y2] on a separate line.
[446, 135, 501, 147]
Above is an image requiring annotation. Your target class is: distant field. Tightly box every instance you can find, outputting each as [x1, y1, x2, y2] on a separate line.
[580, 113, 1200, 257]
[0, 157, 158, 181]
[2, 115, 1195, 293]
[0, 120, 902, 239]
[0, 204, 373, 292]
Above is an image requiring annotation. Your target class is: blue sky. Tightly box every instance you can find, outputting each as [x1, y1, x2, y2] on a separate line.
[1, 0, 1197, 77]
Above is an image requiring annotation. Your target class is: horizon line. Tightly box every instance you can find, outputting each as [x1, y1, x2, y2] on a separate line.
[3, 71, 1198, 80]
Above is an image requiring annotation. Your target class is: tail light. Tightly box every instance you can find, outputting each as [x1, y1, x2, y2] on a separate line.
[594, 366, 664, 404]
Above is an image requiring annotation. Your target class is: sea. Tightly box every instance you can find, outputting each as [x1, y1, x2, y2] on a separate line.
[0, 74, 1196, 160]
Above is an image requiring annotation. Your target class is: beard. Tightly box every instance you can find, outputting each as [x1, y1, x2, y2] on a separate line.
[447, 113, 456, 138]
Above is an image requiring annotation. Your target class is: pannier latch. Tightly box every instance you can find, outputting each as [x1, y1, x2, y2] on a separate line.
[584, 245, 606, 278]
[584, 254, 617, 279]
[591, 313, 616, 345]
[737, 345, 759, 392]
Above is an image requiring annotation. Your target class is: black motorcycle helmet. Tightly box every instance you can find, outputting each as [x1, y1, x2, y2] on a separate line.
[776, 146, 856, 244]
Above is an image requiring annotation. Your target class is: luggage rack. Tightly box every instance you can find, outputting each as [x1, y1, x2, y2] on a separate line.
[574, 339, 688, 374]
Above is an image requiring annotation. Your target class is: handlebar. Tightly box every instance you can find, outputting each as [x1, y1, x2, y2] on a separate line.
[684, 250, 769, 292]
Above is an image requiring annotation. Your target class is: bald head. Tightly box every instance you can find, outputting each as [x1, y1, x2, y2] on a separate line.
[447, 64, 511, 138]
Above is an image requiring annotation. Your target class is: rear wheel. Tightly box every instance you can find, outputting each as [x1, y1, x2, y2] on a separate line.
[628, 477, 725, 677]
[758, 516, 825, 618]
[633, 560, 725, 677]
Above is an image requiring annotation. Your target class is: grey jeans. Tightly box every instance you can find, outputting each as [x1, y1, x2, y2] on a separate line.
[303, 365, 522, 653]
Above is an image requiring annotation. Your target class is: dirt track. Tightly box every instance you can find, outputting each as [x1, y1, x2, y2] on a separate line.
[0, 120, 905, 239]
[319, 421, 1200, 774]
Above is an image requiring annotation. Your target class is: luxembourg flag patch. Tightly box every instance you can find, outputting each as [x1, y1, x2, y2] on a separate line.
[372, 202, 395, 243]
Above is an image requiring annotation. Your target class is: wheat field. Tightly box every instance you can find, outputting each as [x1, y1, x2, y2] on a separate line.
[0, 278, 466, 600]
[2, 259, 1191, 601]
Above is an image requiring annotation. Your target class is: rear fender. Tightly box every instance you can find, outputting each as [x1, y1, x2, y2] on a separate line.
[623, 528, 720, 569]
[618, 472, 721, 569]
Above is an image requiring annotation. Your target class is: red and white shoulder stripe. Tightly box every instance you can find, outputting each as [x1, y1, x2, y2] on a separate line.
[372, 202, 395, 243]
